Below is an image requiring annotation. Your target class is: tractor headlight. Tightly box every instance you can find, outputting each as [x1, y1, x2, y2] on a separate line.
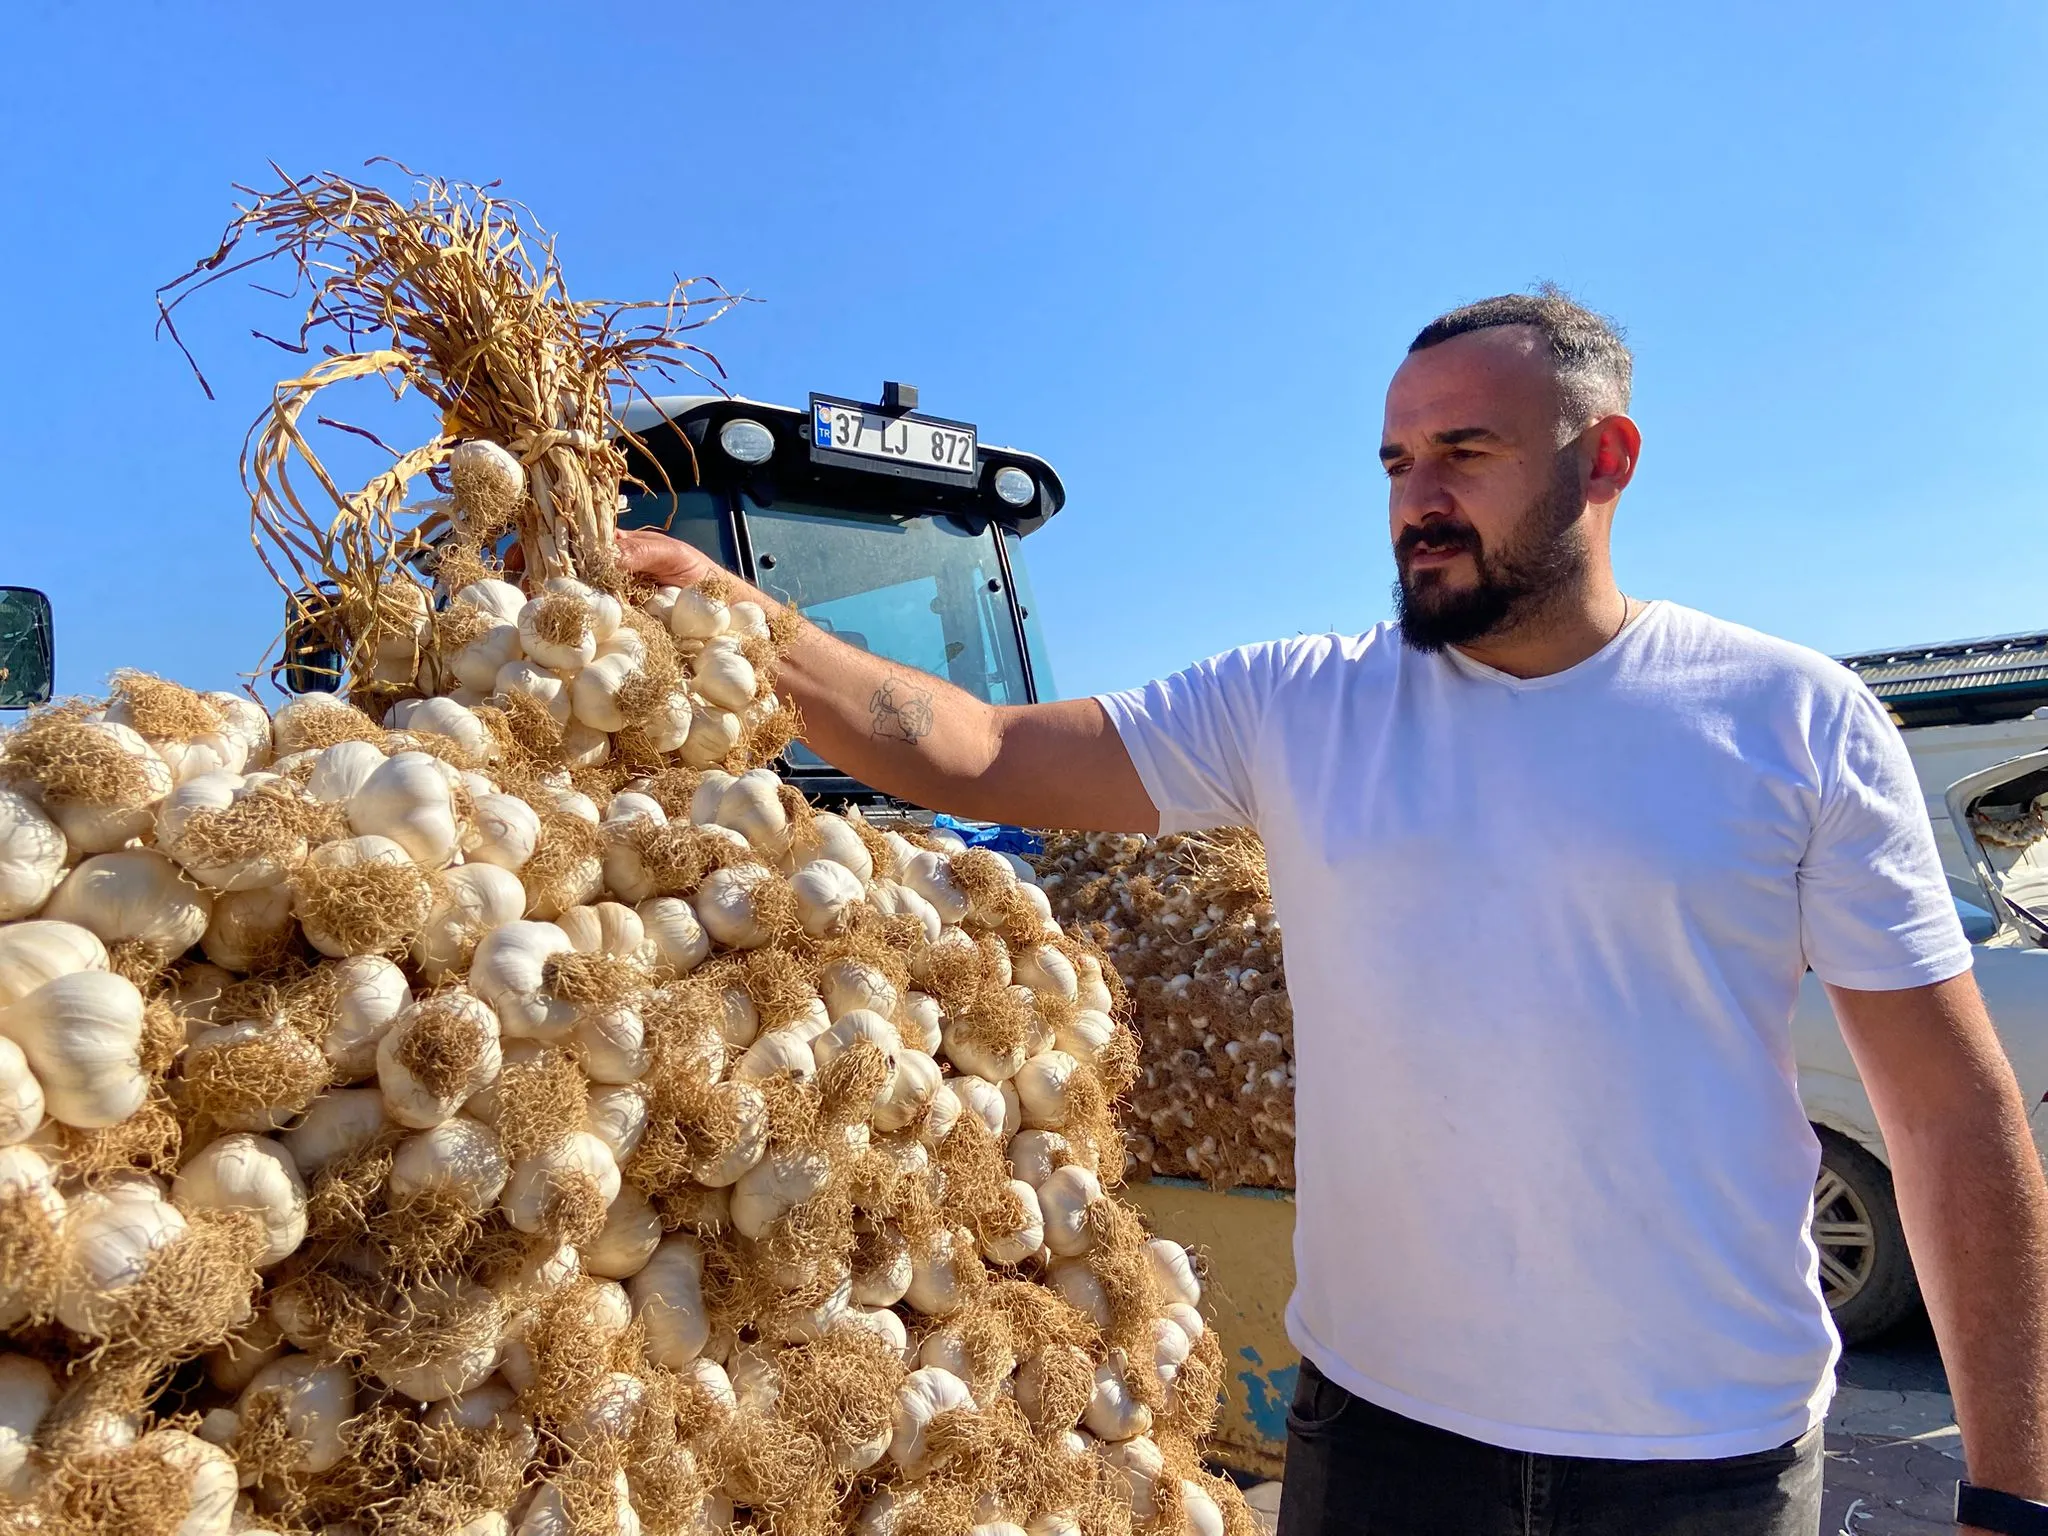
[719, 418, 775, 464]
[993, 466, 1035, 507]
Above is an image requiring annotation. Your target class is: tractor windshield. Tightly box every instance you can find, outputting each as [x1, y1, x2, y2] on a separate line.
[743, 497, 1031, 708]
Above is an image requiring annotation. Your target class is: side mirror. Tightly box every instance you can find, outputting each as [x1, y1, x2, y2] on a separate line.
[277, 586, 346, 696]
[0, 587, 54, 710]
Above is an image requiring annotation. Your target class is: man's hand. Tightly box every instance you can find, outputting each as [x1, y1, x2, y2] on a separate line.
[616, 527, 720, 590]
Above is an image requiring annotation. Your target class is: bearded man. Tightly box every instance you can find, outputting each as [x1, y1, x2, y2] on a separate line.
[619, 291, 2048, 1535]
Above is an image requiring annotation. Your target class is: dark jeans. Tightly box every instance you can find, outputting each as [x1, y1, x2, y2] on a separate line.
[1277, 1357, 1823, 1536]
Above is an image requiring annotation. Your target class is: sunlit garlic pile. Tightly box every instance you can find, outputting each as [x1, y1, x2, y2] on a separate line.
[0, 453, 1253, 1536]
[1033, 834, 1293, 1191]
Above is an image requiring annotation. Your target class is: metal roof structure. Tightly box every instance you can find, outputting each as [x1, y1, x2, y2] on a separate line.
[1837, 631, 2048, 724]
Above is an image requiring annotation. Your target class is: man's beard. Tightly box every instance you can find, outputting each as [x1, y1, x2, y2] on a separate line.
[1393, 464, 1588, 654]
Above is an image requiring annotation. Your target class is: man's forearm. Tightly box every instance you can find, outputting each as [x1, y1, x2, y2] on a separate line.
[616, 530, 1157, 830]
[1838, 978, 2048, 1505]
[1891, 1085, 2048, 1502]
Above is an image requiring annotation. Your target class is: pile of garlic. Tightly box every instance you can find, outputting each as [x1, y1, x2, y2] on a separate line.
[0, 560, 1252, 1532]
[1034, 833, 1293, 1191]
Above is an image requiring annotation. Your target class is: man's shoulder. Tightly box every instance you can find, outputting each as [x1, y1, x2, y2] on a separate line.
[1645, 602, 1867, 701]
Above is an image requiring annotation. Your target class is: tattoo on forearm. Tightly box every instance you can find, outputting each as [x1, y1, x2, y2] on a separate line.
[870, 676, 936, 744]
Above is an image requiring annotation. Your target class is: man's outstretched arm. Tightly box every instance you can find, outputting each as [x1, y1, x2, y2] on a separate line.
[618, 528, 1159, 833]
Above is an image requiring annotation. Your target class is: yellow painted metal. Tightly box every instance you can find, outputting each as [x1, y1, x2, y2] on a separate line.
[1127, 1177, 1300, 1479]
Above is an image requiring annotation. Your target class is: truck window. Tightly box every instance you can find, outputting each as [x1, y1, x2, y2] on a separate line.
[618, 488, 736, 567]
[1001, 526, 1058, 701]
[743, 498, 1030, 708]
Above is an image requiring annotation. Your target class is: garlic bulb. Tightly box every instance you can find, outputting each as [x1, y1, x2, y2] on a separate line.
[693, 863, 781, 950]
[388, 695, 495, 761]
[282, 1087, 389, 1176]
[303, 739, 387, 804]
[292, 835, 416, 957]
[585, 1082, 650, 1161]
[502, 1131, 620, 1233]
[790, 858, 865, 937]
[0, 1354, 54, 1499]
[1085, 1351, 1153, 1442]
[376, 991, 503, 1127]
[426, 1380, 537, 1471]
[368, 1279, 503, 1401]
[0, 1037, 42, 1145]
[349, 752, 462, 869]
[141, 1427, 238, 1536]
[713, 770, 787, 854]
[666, 586, 728, 641]
[952, 1074, 1020, 1140]
[901, 851, 971, 925]
[0, 920, 106, 1008]
[680, 704, 742, 768]
[733, 1028, 815, 1086]
[1052, 1009, 1118, 1066]
[495, 658, 572, 727]
[0, 968, 146, 1128]
[172, 1133, 308, 1266]
[0, 1149, 63, 1327]
[904, 1225, 975, 1317]
[631, 1234, 709, 1367]
[44, 849, 212, 959]
[979, 1179, 1046, 1266]
[200, 883, 297, 973]
[1147, 1237, 1202, 1310]
[558, 1368, 646, 1453]
[413, 862, 527, 978]
[469, 791, 541, 871]
[1101, 1433, 1165, 1518]
[638, 896, 710, 975]
[389, 1117, 509, 1212]
[239, 1354, 355, 1474]
[1014, 1050, 1081, 1131]
[1039, 1166, 1104, 1258]
[321, 954, 412, 1081]
[889, 1366, 974, 1477]
[730, 1146, 831, 1240]
[206, 1308, 288, 1391]
[583, 1184, 662, 1278]
[155, 771, 308, 891]
[470, 921, 577, 1040]
[786, 811, 874, 881]
[34, 720, 173, 853]
[557, 900, 646, 958]
[872, 1048, 941, 1134]
[693, 642, 758, 713]
[569, 652, 643, 734]
[820, 959, 901, 1024]
[690, 1080, 769, 1187]
[0, 790, 65, 921]
[53, 1185, 188, 1334]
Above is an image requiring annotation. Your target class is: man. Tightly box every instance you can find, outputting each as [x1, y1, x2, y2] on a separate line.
[619, 291, 2048, 1535]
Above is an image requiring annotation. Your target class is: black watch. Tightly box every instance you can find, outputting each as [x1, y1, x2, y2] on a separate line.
[1957, 1482, 2048, 1534]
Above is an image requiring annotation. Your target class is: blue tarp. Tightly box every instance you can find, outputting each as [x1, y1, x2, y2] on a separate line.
[932, 814, 1044, 856]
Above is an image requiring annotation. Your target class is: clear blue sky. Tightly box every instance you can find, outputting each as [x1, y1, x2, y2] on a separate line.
[3, 2, 2044, 704]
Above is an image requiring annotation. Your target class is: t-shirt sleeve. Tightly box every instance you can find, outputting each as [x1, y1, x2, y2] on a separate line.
[1094, 641, 1298, 835]
[1798, 686, 1974, 991]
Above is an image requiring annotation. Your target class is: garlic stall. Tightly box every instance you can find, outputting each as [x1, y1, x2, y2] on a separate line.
[0, 170, 1253, 1536]
[1033, 834, 1293, 1192]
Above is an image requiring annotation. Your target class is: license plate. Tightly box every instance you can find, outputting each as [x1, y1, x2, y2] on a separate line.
[811, 398, 977, 477]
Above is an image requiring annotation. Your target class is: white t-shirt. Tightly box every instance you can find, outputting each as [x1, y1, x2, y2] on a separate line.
[1097, 601, 1971, 1460]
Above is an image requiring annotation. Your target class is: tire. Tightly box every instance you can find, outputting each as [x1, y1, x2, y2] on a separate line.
[1811, 1127, 1920, 1346]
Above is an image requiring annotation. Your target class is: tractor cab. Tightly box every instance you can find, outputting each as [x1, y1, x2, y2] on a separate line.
[282, 385, 1065, 804]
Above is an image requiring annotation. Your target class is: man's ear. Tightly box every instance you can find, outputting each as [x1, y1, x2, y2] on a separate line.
[1585, 415, 1642, 505]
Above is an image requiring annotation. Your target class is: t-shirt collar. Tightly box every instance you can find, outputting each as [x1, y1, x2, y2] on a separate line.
[1435, 600, 1663, 692]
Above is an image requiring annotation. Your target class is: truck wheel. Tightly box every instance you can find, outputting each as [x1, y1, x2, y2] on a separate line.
[1812, 1128, 1920, 1346]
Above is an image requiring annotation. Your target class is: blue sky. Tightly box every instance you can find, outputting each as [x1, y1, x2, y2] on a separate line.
[3, 2, 2044, 704]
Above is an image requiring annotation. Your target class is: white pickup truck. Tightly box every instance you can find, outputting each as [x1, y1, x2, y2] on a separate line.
[1796, 745, 2048, 1342]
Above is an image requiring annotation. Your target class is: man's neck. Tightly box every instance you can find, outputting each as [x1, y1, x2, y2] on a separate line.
[1448, 582, 1636, 680]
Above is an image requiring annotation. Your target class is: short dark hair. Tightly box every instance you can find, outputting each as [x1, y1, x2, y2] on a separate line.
[1408, 285, 1632, 423]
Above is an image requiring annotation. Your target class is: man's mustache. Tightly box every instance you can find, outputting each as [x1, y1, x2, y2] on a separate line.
[1396, 521, 1483, 563]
